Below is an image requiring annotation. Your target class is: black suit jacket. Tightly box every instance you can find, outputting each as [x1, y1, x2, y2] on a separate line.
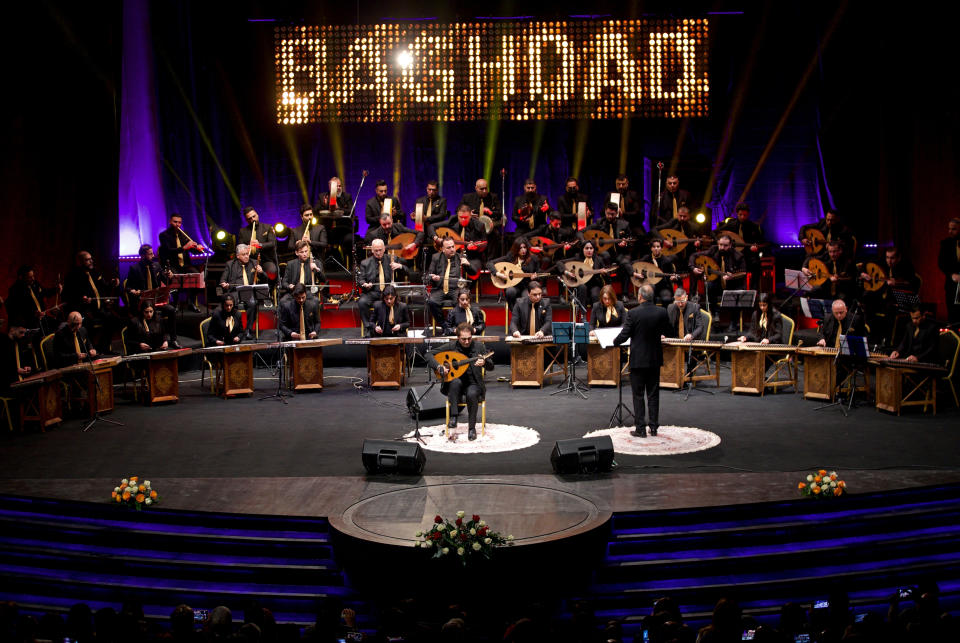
[894, 320, 940, 363]
[367, 301, 411, 337]
[745, 309, 783, 344]
[590, 301, 626, 328]
[126, 316, 167, 353]
[613, 302, 672, 369]
[365, 196, 403, 226]
[427, 339, 494, 396]
[278, 298, 321, 340]
[208, 309, 243, 345]
[425, 252, 475, 291]
[444, 305, 485, 336]
[237, 223, 278, 267]
[289, 222, 328, 254]
[53, 324, 93, 367]
[158, 226, 195, 269]
[938, 236, 960, 291]
[460, 192, 501, 220]
[281, 257, 326, 293]
[6, 279, 56, 328]
[363, 222, 424, 246]
[315, 191, 352, 214]
[656, 189, 691, 227]
[666, 302, 705, 340]
[512, 194, 551, 231]
[818, 312, 866, 346]
[219, 259, 260, 289]
[510, 297, 552, 336]
[359, 255, 407, 294]
[556, 192, 592, 228]
[413, 195, 449, 228]
[63, 267, 115, 315]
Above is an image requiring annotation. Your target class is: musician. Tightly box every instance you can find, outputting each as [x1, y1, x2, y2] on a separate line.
[63, 251, 120, 355]
[218, 244, 264, 340]
[736, 293, 783, 344]
[236, 207, 278, 284]
[444, 289, 485, 336]
[560, 240, 610, 309]
[426, 237, 475, 328]
[413, 180, 449, 230]
[716, 203, 765, 288]
[487, 238, 540, 310]
[289, 204, 328, 256]
[510, 280, 552, 338]
[281, 240, 326, 303]
[613, 285, 672, 438]
[590, 285, 626, 329]
[817, 299, 866, 347]
[938, 218, 960, 322]
[656, 175, 691, 228]
[316, 176, 352, 214]
[0, 325, 35, 394]
[126, 244, 180, 349]
[208, 294, 243, 345]
[431, 205, 488, 274]
[158, 214, 203, 312]
[690, 234, 746, 311]
[367, 284, 410, 338]
[512, 178, 551, 234]
[5, 265, 61, 331]
[53, 311, 96, 366]
[799, 208, 855, 257]
[428, 322, 493, 441]
[527, 209, 579, 264]
[460, 178, 501, 227]
[654, 205, 703, 264]
[555, 177, 592, 230]
[613, 174, 643, 237]
[583, 201, 636, 297]
[278, 284, 321, 341]
[365, 180, 403, 227]
[316, 176, 354, 260]
[637, 239, 681, 305]
[802, 240, 858, 302]
[363, 213, 423, 264]
[666, 288, 704, 341]
[358, 239, 408, 314]
[859, 245, 920, 346]
[889, 308, 939, 363]
[126, 301, 169, 354]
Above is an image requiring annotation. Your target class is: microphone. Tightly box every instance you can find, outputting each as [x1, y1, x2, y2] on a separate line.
[657, 161, 664, 170]
[362, 170, 369, 177]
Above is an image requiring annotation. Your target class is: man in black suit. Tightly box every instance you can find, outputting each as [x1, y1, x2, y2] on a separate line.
[367, 284, 410, 337]
[613, 174, 643, 239]
[278, 284, 321, 342]
[126, 244, 180, 349]
[665, 288, 703, 341]
[613, 285, 672, 438]
[281, 240, 326, 303]
[556, 177, 591, 230]
[428, 322, 494, 441]
[656, 175, 691, 228]
[358, 239, 408, 315]
[512, 178, 551, 234]
[425, 236, 475, 328]
[288, 204, 327, 257]
[413, 180, 449, 231]
[365, 180, 403, 227]
[53, 311, 96, 367]
[218, 244, 265, 340]
[890, 308, 939, 363]
[817, 299, 866, 348]
[938, 218, 960, 322]
[236, 207, 279, 282]
[207, 295, 243, 346]
[509, 281, 552, 338]
[157, 213, 202, 312]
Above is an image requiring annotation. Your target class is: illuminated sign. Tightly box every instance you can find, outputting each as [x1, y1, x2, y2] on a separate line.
[276, 19, 709, 123]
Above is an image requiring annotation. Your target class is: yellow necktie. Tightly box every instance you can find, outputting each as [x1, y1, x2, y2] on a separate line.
[720, 257, 726, 290]
[143, 319, 149, 334]
[299, 263, 305, 284]
[835, 325, 842, 348]
[87, 273, 100, 309]
[227, 316, 234, 332]
[914, 326, 919, 338]
[388, 305, 394, 324]
[529, 303, 536, 335]
[827, 228, 832, 242]
[176, 232, 184, 267]
[678, 311, 685, 336]
[29, 286, 42, 313]
[830, 261, 837, 296]
[299, 304, 306, 338]
[426, 199, 432, 218]
[242, 264, 249, 286]
[760, 312, 767, 331]
[585, 257, 593, 269]
[465, 307, 473, 325]
[146, 266, 153, 291]
[609, 224, 614, 237]
[74, 332, 82, 357]
[672, 196, 678, 219]
[378, 262, 386, 290]
[606, 306, 615, 323]
[14, 344, 22, 378]
[443, 259, 451, 294]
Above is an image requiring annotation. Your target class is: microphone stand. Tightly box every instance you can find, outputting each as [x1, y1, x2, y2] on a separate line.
[655, 161, 664, 227]
[400, 378, 437, 444]
[343, 170, 368, 303]
[500, 168, 507, 257]
[552, 279, 589, 399]
[259, 325, 289, 404]
[608, 340, 633, 427]
[80, 333, 123, 433]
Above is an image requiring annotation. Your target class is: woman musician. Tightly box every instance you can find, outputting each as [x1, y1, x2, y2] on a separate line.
[125, 300, 170, 354]
[559, 240, 611, 309]
[487, 238, 540, 310]
[736, 293, 783, 344]
[590, 285, 626, 331]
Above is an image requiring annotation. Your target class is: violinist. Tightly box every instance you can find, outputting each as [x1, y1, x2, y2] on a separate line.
[281, 239, 326, 303]
[5, 265, 61, 332]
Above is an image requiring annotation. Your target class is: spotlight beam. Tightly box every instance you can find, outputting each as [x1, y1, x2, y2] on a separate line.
[528, 120, 546, 179]
[282, 127, 310, 205]
[571, 119, 590, 179]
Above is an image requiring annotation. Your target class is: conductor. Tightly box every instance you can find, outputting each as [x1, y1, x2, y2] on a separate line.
[613, 285, 672, 438]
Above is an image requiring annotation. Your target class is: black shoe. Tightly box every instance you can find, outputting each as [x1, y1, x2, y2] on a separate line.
[243, 330, 254, 341]
[188, 304, 201, 313]
[649, 426, 658, 437]
[169, 340, 182, 350]
[448, 416, 458, 429]
[630, 428, 647, 438]
[468, 428, 477, 441]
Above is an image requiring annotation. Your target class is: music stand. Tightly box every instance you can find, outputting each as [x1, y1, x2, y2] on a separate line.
[892, 290, 921, 312]
[719, 289, 756, 334]
[260, 330, 290, 404]
[551, 321, 589, 398]
[814, 334, 870, 417]
[594, 327, 634, 427]
[169, 270, 205, 314]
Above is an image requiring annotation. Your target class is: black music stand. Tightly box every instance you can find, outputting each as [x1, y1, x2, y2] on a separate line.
[814, 334, 870, 417]
[608, 340, 634, 428]
[719, 289, 756, 334]
[400, 378, 437, 444]
[260, 329, 290, 404]
[80, 352, 124, 433]
[552, 321, 589, 398]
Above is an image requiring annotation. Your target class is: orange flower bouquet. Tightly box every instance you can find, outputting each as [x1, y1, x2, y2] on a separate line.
[111, 476, 158, 510]
[798, 469, 846, 498]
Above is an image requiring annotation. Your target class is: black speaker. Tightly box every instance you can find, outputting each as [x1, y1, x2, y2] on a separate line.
[406, 385, 447, 419]
[550, 436, 615, 474]
[362, 439, 426, 475]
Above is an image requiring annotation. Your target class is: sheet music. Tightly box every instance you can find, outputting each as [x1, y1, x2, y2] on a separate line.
[784, 269, 811, 291]
[593, 326, 627, 348]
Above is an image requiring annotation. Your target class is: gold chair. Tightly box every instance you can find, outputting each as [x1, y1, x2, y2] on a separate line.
[763, 313, 797, 395]
[1, 396, 16, 432]
[119, 326, 146, 401]
[685, 308, 720, 387]
[444, 367, 487, 439]
[939, 329, 959, 408]
[198, 317, 220, 394]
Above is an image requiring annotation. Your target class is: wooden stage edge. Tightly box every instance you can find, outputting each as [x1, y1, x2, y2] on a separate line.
[1, 470, 958, 545]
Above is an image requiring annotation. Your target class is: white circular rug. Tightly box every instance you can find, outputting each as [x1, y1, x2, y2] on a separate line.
[404, 423, 541, 454]
[583, 425, 721, 456]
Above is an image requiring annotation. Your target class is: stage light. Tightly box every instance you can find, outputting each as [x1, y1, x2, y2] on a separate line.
[695, 212, 707, 224]
[215, 230, 227, 241]
[311, 216, 318, 225]
[396, 49, 414, 69]
[274, 222, 287, 235]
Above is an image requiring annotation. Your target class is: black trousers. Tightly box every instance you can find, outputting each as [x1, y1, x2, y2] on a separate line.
[629, 367, 660, 430]
[428, 289, 457, 325]
[447, 378, 482, 429]
[357, 290, 382, 316]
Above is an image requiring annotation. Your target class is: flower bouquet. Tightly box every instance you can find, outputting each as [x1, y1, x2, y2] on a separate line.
[798, 469, 846, 498]
[415, 511, 513, 564]
[111, 476, 158, 510]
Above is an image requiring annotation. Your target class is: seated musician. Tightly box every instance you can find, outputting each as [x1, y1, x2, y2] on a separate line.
[613, 174, 643, 240]
[6, 265, 61, 332]
[218, 244, 264, 341]
[281, 240, 326, 303]
[526, 209, 579, 263]
[889, 307, 939, 363]
[859, 245, 920, 347]
[158, 213, 202, 312]
[289, 203, 328, 257]
[689, 234, 746, 314]
[799, 208, 855, 257]
[716, 203, 765, 288]
[666, 288, 704, 342]
[426, 237, 475, 328]
[414, 180, 450, 230]
[460, 177, 502, 251]
[208, 295, 243, 346]
[315, 176, 354, 261]
[428, 321, 494, 441]
[590, 285, 626, 330]
[236, 207, 278, 288]
[802, 240, 858, 303]
[655, 206, 704, 298]
[316, 176, 352, 214]
[278, 284, 321, 341]
[0, 325, 35, 395]
[583, 201, 637, 298]
[817, 299, 866, 347]
[63, 251, 120, 355]
[367, 284, 410, 338]
[637, 239, 681, 305]
[358, 239, 408, 314]
[53, 311, 96, 367]
[126, 301, 169, 354]
[487, 238, 540, 310]
[365, 180, 404, 227]
[555, 177, 592, 230]
[512, 178, 551, 235]
[736, 293, 783, 344]
[444, 288, 485, 336]
[656, 174, 691, 228]
[560, 240, 610, 309]
[363, 213, 423, 268]
[126, 244, 180, 349]
[430, 204, 488, 274]
[510, 280, 552, 339]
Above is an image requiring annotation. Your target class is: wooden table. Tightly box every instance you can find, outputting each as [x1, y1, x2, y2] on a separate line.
[11, 370, 63, 431]
[283, 338, 342, 391]
[798, 347, 838, 401]
[660, 340, 724, 389]
[507, 337, 567, 388]
[587, 343, 621, 387]
[199, 343, 275, 397]
[872, 359, 946, 415]
[726, 343, 797, 395]
[61, 357, 121, 416]
[344, 337, 422, 389]
[123, 348, 193, 404]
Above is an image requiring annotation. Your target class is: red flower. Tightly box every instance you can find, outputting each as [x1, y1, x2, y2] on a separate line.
[432, 532, 442, 540]
[455, 517, 463, 526]
[478, 527, 487, 536]
[472, 514, 480, 522]
[434, 515, 443, 523]
[460, 533, 468, 541]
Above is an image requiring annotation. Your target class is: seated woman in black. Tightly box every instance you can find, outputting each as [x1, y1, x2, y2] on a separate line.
[736, 293, 783, 344]
[590, 285, 626, 331]
[560, 240, 610, 309]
